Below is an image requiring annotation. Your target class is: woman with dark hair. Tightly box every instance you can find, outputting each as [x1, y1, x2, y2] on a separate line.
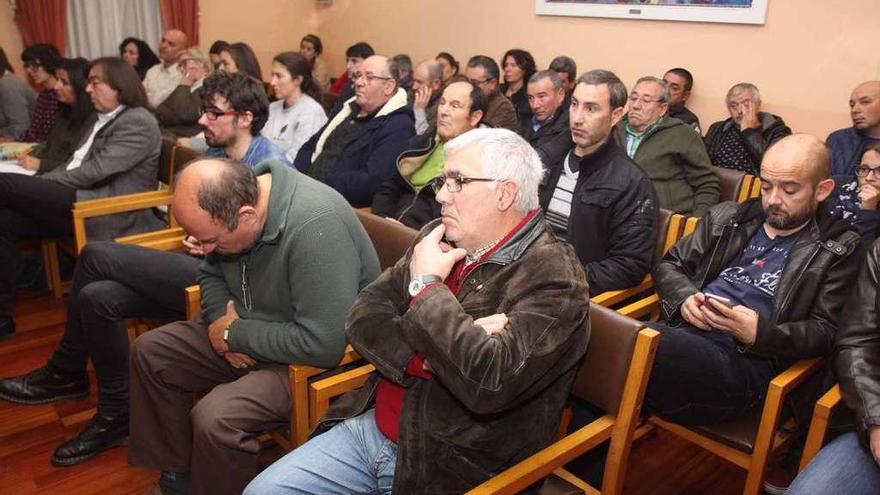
[500, 48, 537, 127]
[218, 42, 263, 82]
[0, 46, 36, 139]
[300, 34, 329, 92]
[0, 56, 162, 337]
[119, 37, 160, 80]
[17, 58, 97, 174]
[18, 43, 63, 142]
[208, 40, 230, 71]
[264, 52, 328, 161]
[435, 52, 459, 86]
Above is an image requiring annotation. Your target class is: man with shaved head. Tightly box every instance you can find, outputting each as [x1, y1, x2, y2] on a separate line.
[295, 55, 414, 207]
[645, 134, 862, 426]
[128, 158, 380, 495]
[144, 29, 189, 107]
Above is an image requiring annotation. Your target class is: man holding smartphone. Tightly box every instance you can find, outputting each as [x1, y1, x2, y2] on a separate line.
[644, 134, 862, 426]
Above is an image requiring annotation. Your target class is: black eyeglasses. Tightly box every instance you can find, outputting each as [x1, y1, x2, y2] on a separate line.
[430, 174, 499, 193]
[857, 165, 880, 179]
[200, 107, 238, 121]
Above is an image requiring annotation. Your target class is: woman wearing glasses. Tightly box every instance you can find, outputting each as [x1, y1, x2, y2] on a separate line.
[2, 44, 62, 143]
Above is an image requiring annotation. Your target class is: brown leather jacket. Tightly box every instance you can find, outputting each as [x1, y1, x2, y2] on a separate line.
[655, 199, 862, 363]
[319, 212, 590, 493]
[835, 238, 880, 445]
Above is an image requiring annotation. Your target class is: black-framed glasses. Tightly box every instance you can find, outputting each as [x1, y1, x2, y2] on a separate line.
[430, 174, 499, 194]
[857, 165, 880, 179]
[200, 107, 238, 121]
[628, 94, 663, 105]
[351, 72, 392, 83]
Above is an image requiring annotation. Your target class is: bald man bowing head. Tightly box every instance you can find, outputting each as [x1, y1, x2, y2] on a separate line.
[128, 157, 380, 495]
[645, 134, 863, 426]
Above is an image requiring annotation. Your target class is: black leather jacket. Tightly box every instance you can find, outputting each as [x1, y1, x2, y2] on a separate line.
[522, 107, 573, 168]
[319, 213, 590, 493]
[655, 199, 862, 362]
[835, 238, 880, 445]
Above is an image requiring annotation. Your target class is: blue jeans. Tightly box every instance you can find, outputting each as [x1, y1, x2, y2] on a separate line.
[244, 409, 397, 495]
[645, 322, 778, 425]
[788, 432, 880, 495]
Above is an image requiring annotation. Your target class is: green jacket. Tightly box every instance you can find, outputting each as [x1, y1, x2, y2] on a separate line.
[198, 160, 381, 367]
[614, 116, 720, 217]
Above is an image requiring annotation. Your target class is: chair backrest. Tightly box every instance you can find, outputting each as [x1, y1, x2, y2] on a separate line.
[653, 208, 674, 265]
[158, 137, 177, 186]
[710, 165, 747, 203]
[173, 144, 202, 180]
[355, 210, 419, 270]
[571, 303, 647, 415]
[750, 177, 763, 198]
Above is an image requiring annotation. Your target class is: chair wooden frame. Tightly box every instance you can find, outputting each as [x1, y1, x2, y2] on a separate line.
[798, 384, 843, 472]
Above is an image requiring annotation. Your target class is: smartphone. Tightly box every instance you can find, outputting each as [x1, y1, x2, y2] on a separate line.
[704, 293, 735, 308]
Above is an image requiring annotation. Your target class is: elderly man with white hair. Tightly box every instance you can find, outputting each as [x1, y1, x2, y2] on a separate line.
[245, 128, 591, 494]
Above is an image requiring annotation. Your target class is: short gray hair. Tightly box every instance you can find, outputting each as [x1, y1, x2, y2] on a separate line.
[529, 69, 564, 91]
[417, 58, 443, 83]
[178, 48, 212, 73]
[635, 76, 670, 104]
[443, 128, 544, 213]
[577, 69, 628, 109]
[727, 82, 762, 104]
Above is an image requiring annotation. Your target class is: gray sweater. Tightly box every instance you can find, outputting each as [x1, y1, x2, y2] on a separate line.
[0, 71, 36, 138]
[199, 160, 381, 367]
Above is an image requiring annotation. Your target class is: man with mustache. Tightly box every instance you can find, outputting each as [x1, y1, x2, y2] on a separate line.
[644, 134, 862, 426]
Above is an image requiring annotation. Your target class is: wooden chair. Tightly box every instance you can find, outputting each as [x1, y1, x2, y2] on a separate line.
[43, 138, 182, 298]
[711, 165, 755, 204]
[182, 209, 419, 449]
[749, 177, 763, 199]
[799, 384, 844, 472]
[591, 209, 686, 309]
[308, 304, 660, 495]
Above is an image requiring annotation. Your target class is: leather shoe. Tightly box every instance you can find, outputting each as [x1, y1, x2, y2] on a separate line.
[0, 365, 89, 405]
[52, 412, 128, 466]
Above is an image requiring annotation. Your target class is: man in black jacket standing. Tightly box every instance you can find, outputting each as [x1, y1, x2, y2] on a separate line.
[646, 134, 862, 425]
[539, 69, 659, 296]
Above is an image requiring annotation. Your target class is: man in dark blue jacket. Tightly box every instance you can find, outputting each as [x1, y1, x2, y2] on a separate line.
[294, 55, 414, 208]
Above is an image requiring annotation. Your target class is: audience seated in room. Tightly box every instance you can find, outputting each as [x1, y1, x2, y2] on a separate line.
[392, 54, 413, 92]
[0, 57, 163, 338]
[434, 51, 458, 88]
[17, 58, 97, 175]
[14, 43, 62, 143]
[409, 58, 443, 135]
[372, 78, 486, 228]
[294, 55, 414, 208]
[645, 134, 862, 426]
[207, 40, 229, 71]
[300, 34, 329, 92]
[704, 82, 792, 175]
[263, 52, 327, 162]
[245, 128, 590, 495]
[0, 46, 35, 139]
[217, 42, 262, 82]
[613, 76, 720, 216]
[540, 69, 659, 296]
[329, 41, 374, 99]
[500, 48, 537, 131]
[549, 54, 577, 108]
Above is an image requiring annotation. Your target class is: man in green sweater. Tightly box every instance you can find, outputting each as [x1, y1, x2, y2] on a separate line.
[614, 76, 720, 217]
[128, 158, 380, 495]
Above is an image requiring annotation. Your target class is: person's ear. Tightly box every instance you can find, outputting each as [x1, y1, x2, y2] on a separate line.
[235, 111, 254, 130]
[497, 180, 519, 211]
[610, 106, 625, 127]
[236, 205, 257, 228]
[815, 178, 835, 203]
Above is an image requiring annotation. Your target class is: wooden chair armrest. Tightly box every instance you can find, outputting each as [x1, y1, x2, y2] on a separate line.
[591, 275, 653, 307]
[308, 364, 376, 429]
[185, 285, 201, 320]
[73, 190, 173, 216]
[768, 357, 824, 394]
[617, 293, 661, 321]
[465, 415, 616, 495]
[115, 227, 187, 252]
[799, 384, 844, 472]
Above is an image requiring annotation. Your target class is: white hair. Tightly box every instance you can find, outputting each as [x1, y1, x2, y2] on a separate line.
[443, 128, 545, 212]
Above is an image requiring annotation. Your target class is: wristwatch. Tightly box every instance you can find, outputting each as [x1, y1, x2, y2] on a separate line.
[408, 274, 442, 297]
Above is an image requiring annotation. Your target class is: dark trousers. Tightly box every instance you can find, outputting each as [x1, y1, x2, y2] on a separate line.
[48, 242, 200, 415]
[644, 322, 779, 425]
[0, 174, 76, 322]
[129, 318, 291, 495]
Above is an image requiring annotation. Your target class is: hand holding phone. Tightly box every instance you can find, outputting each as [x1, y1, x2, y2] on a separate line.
[704, 293, 735, 308]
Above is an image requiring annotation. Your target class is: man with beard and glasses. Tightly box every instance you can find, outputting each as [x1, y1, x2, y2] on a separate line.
[644, 134, 863, 427]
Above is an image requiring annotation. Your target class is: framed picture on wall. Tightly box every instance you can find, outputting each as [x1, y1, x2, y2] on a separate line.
[535, 0, 768, 25]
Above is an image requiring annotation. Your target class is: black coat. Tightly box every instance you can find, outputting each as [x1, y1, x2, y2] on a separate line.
[539, 138, 660, 295]
[371, 131, 442, 229]
[522, 107, 573, 168]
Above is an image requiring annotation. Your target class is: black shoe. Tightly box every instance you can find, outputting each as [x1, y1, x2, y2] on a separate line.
[0, 317, 14, 340]
[52, 412, 128, 467]
[0, 365, 89, 405]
